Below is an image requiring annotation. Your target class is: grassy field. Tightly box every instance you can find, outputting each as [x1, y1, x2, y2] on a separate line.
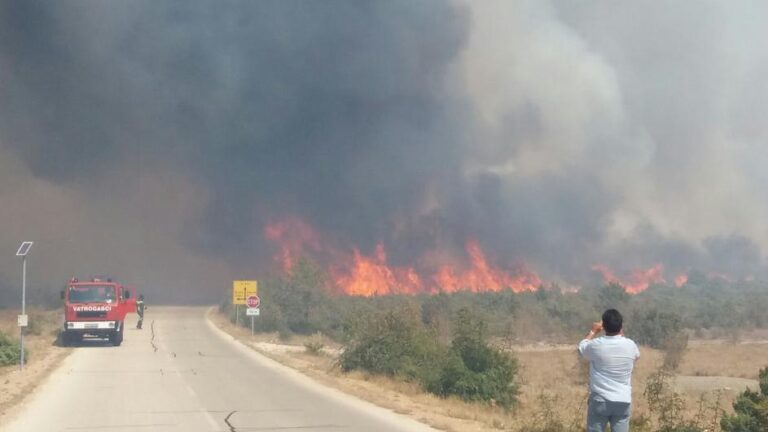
[212, 309, 766, 431]
[0, 308, 70, 421]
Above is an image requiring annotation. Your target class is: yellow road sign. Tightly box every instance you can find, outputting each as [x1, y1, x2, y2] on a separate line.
[232, 280, 258, 305]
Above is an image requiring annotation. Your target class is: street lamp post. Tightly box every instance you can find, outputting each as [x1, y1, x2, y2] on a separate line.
[16, 241, 33, 372]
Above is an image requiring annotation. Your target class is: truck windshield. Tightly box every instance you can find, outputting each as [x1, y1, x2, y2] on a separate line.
[68, 285, 117, 303]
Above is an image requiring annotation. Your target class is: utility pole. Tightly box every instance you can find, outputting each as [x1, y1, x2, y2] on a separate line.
[16, 241, 33, 372]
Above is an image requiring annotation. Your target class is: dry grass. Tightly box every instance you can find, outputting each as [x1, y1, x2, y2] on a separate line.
[0, 308, 71, 421]
[680, 340, 768, 379]
[513, 342, 764, 426]
[212, 311, 768, 431]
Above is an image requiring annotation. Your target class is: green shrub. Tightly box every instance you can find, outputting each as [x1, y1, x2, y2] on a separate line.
[630, 309, 684, 349]
[0, 331, 24, 366]
[340, 308, 442, 381]
[426, 309, 519, 408]
[721, 367, 768, 432]
[340, 307, 519, 408]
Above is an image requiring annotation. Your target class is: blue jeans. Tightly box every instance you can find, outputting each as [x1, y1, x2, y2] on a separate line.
[587, 394, 631, 432]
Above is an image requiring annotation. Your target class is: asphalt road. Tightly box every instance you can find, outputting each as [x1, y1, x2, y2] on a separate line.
[2, 307, 435, 432]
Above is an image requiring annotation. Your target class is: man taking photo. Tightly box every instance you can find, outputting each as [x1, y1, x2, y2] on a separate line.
[578, 309, 640, 432]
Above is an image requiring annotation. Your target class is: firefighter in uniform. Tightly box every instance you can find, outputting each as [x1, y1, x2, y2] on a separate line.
[136, 295, 146, 329]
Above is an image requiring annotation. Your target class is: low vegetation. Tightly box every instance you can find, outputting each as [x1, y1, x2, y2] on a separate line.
[222, 260, 768, 349]
[721, 367, 768, 432]
[340, 306, 519, 408]
[219, 257, 768, 430]
[642, 369, 722, 432]
[425, 309, 519, 408]
[303, 333, 325, 355]
[0, 331, 24, 366]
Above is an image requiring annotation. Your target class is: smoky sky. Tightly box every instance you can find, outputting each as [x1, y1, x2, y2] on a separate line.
[1, 1, 768, 303]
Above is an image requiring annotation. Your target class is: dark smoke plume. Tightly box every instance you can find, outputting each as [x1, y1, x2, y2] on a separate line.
[1, 1, 767, 303]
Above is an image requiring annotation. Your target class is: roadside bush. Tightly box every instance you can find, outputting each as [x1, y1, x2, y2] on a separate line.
[340, 307, 519, 408]
[426, 309, 519, 408]
[340, 308, 442, 381]
[271, 258, 338, 335]
[721, 367, 768, 432]
[304, 333, 325, 356]
[0, 331, 24, 366]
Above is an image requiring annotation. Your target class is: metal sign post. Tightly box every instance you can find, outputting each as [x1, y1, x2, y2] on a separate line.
[246, 295, 260, 336]
[246, 294, 260, 336]
[16, 242, 33, 372]
[20, 256, 26, 370]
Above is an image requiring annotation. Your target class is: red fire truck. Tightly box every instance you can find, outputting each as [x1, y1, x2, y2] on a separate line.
[60, 278, 137, 346]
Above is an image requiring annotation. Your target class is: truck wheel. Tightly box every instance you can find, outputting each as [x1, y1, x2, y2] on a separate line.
[62, 332, 81, 347]
[111, 322, 124, 346]
[59, 331, 69, 347]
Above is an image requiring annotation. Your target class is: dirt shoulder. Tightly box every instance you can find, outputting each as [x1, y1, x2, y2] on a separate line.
[0, 308, 72, 422]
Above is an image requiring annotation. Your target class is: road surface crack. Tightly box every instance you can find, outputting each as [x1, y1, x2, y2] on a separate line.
[224, 411, 237, 432]
[150, 320, 158, 353]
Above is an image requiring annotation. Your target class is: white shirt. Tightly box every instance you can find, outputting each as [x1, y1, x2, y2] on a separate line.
[578, 335, 640, 403]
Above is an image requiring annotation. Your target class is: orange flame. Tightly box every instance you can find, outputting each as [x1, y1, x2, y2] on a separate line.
[266, 216, 700, 296]
[331, 244, 423, 296]
[266, 217, 542, 296]
[433, 240, 540, 293]
[674, 273, 688, 287]
[592, 263, 687, 293]
[333, 241, 541, 296]
[326, 239, 539, 296]
[264, 216, 321, 273]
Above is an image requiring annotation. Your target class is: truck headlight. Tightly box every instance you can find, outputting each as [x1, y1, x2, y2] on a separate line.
[66, 322, 74, 329]
[107, 321, 115, 328]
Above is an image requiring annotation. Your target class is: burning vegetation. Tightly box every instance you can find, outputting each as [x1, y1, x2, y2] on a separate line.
[265, 217, 698, 296]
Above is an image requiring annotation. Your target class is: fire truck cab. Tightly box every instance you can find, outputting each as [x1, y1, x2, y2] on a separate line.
[60, 278, 136, 346]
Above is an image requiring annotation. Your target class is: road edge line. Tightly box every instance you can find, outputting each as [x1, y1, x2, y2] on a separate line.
[204, 307, 437, 432]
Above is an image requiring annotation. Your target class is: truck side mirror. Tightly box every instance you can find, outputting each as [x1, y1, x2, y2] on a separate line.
[60, 290, 65, 300]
